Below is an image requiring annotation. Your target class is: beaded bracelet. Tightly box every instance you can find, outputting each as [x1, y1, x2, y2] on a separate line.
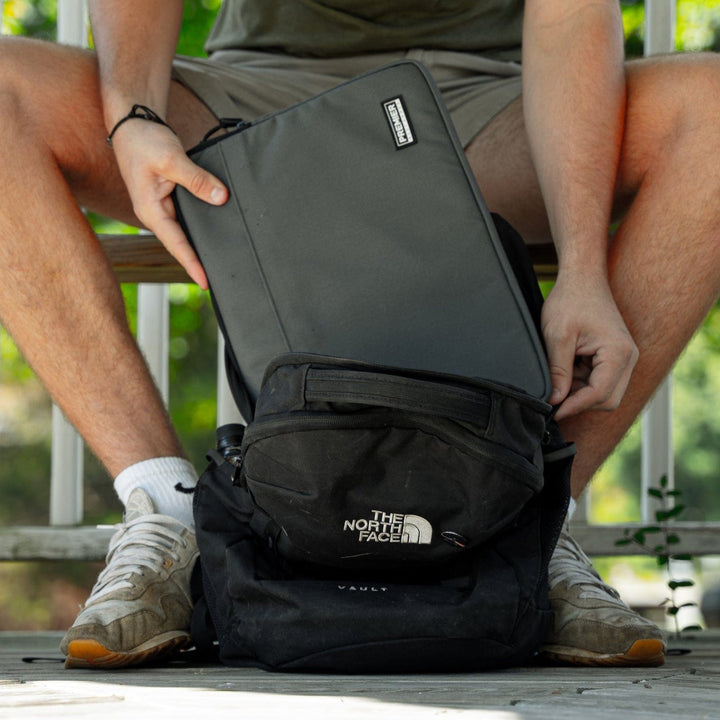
[106, 104, 176, 148]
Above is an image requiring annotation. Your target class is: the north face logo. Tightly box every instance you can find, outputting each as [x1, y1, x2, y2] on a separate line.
[343, 510, 432, 544]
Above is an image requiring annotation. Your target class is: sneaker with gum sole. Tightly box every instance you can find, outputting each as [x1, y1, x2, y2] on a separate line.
[541, 528, 666, 667]
[61, 488, 198, 669]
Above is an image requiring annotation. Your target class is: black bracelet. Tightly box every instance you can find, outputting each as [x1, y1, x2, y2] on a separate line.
[106, 104, 176, 148]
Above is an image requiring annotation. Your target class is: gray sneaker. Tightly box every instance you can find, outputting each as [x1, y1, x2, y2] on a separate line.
[541, 528, 666, 666]
[61, 488, 198, 669]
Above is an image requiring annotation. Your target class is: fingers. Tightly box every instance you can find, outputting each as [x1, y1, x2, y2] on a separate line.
[542, 278, 639, 421]
[553, 339, 637, 420]
[170, 152, 228, 207]
[144, 203, 210, 289]
[135, 153, 227, 289]
[114, 125, 227, 288]
[547, 331, 578, 407]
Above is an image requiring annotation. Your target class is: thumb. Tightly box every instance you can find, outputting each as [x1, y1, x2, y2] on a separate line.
[174, 155, 228, 206]
[546, 334, 576, 406]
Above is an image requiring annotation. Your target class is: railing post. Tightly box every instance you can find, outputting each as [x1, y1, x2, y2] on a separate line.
[137, 284, 170, 404]
[641, 376, 674, 519]
[50, 410, 84, 525]
[49, 0, 88, 525]
[640, 0, 676, 522]
[645, 0, 677, 56]
[216, 332, 246, 426]
[56, 0, 87, 46]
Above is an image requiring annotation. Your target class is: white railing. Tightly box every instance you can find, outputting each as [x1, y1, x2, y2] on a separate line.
[46, 1, 243, 527]
[2, 0, 719, 561]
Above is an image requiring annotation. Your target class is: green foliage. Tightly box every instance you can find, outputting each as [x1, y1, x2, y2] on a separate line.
[178, 0, 222, 57]
[622, 1, 720, 55]
[1, 0, 56, 39]
[616, 477, 703, 637]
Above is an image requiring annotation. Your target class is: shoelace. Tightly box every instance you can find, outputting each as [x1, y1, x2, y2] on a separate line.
[549, 530, 622, 602]
[84, 515, 189, 606]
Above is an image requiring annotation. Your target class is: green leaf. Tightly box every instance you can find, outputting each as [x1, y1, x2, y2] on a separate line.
[665, 504, 687, 519]
[666, 534, 681, 544]
[640, 526, 662, 534]
[660, 474, 669, 488]
[647, 488, 664, 499]
[653, 545, 667, 554]
[657, 555, 669, 567]
[615, 538, 633, 547]
[632, 530, 647, 543]
[666, 490, 683, 497]
[667, 606, 679, 615]
[671, 554, 694, 562]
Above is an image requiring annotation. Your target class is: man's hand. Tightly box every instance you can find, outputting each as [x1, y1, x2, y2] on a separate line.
[542, 273, 638, 420]
[111, 120, 227, 289]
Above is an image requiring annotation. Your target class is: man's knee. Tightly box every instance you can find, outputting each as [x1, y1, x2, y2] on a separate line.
[0, 35, 98, 124]
[0, 38, 31, 128]
[619, 52, 720, 192]
[0, 87, 25, 144]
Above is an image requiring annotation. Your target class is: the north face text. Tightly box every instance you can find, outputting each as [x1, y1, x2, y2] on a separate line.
[343, 510, 432, 544]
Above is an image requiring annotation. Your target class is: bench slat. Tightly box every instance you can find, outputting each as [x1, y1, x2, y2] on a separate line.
[99, 234, 558, 283]
[99, 234, 192, 283]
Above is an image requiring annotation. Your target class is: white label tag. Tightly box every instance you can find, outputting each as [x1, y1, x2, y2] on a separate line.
[383, 96, 416, 149]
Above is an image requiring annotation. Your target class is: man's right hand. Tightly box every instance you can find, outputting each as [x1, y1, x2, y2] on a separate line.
[111, 119, 227, 289]
[541, 271, 638, 420]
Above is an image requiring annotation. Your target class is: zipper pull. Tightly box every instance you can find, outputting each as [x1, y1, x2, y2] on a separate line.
[228, 454, 245, 486]
[202, 118, 251, 143]
[216, 423, 246, 486]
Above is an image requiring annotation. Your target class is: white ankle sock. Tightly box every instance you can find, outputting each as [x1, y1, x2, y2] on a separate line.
[567, 497, 577, 520]
[114, 457, 198, 528]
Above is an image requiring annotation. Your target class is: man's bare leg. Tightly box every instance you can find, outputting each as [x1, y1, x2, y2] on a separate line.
[468, 52, 720, 498]
[465, 51, 720, 666]
[0, 36, 220, 667]
[0, 37, 215, 476]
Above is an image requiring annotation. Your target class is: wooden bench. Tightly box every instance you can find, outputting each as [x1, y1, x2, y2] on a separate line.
[100, 233, 560, 284]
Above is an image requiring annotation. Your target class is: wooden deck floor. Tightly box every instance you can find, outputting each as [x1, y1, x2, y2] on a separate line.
[1, 631, 719, 719]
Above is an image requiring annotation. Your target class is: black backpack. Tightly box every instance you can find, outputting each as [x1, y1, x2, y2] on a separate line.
[189, 217, 573, 673]
[173, 62, 575, 672]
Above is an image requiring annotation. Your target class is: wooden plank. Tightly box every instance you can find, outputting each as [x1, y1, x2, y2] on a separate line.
[570, 522, 720, 557]
[99, 233, 558, 284]
[0, 526, 113, 561]
[99, 234, 192, 284]
[1, 631, 719, 720]
[2, 522, 720, 562]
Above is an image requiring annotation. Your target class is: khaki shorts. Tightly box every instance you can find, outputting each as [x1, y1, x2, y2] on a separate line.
[172, 49, 522, 148]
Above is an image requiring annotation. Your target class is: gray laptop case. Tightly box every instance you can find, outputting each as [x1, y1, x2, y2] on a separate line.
[174, 60, 551, 406]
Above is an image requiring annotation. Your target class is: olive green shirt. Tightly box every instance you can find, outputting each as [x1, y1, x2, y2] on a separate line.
[205, 0, 524, 60]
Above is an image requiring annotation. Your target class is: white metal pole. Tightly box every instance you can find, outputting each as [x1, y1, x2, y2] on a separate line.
[640, 0, 676, 522]
[641, 377, 674, 518]
[49, 0, 89, 525]
[645, 0, 677, 56]
[137, 283, 170, 404]
[50, 409, 85, 525]
[217, 332, 246, 426]
[56, 0, 87, 47]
